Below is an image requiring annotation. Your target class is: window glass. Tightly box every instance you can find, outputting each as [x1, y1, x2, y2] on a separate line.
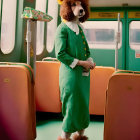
[85, 29, 115, 44]
[1, 0, 17, 54]
[82, 21, 122, 49]
[130, 29, 140, 43]
[46, 0, 58, 52]
[130, 21, 140, 50]
[35, 0, 46, 55]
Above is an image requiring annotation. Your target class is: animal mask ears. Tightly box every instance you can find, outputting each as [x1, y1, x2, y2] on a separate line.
[57, 0, 63, 5]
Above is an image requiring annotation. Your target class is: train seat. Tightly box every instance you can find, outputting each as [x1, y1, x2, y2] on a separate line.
[35, 60, 115, 115]
[35, 61, 61, 112]
[0, 63, 36, 140]
[89, 66, 115, 115]
[104, 70, 140, 140]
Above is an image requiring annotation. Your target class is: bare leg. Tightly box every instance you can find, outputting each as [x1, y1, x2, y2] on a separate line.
[77, 129, 84, 136]
[73, 129, 88, 140]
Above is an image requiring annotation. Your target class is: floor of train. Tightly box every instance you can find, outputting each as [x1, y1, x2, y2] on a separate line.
[36, 112, 104, 140]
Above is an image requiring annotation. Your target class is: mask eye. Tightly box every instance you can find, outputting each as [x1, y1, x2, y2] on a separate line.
[71, 3, 76, 6]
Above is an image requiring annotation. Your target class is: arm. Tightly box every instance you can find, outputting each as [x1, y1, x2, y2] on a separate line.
[55, 25, 95, 69]
[55, 26, 77, 67]
[77, 60, 95, 70]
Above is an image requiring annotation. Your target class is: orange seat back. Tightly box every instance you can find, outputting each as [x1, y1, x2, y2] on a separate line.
[0, 63, 36, 140]
[89, 66, 115, 115]
[104, 71, 140, 140]
[35, 61, 61, 112]
[35, 62, 115, 115]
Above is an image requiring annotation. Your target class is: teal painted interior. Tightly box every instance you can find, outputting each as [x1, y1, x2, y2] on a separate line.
[0, 0, 36, 62]
[36, 113, 104, 140]
[88, 8, 126, 69]
[126, 12, 140, 71]
[0, 0, 24, 62]
[89, 7, 140, 70]
[0, 2, 140, 70]
[90, 48, 123, 69]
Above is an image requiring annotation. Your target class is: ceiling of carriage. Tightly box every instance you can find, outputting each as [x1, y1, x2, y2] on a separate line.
[89, 0, 140, 7]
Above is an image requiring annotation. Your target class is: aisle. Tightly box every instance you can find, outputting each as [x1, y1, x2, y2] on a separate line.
[36, 113, 104, 140]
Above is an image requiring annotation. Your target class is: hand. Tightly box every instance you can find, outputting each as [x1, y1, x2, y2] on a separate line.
[77, 60, 95, 70]
[90, 63, 96, 70]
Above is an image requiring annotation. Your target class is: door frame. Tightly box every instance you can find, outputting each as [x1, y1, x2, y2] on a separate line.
[89, 7, 140, 70]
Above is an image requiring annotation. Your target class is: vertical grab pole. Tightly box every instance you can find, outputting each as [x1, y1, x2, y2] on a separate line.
[26, 20, 31, 65]
[115, 13, 120, 71]
[32, 21, 37, 77]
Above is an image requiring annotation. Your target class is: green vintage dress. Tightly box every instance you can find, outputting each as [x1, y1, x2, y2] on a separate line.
[55, 22, 91, 133]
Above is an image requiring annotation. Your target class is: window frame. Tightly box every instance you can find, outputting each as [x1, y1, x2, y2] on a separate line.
[46, 0, 58, 53]
[35, 0, 47, 55]
[82, 20, 122, 50]
[129, 21, 140, 50]
[0, 0, 17, 54]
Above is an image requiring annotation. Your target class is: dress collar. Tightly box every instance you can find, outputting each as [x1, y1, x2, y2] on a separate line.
[66, 21, 79, 35]
[62, 19, 84, 35]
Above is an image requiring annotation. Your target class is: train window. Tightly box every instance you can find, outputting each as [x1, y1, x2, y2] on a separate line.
[46, 0, 58, 52]
[130, 21, 140, 50]
[85, 29, 114, 43]
[82, 21, 122, 49]
[35, 0, 47, 55]
[0, 0, 17, 54]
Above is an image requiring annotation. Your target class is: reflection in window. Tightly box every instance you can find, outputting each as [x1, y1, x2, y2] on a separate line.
[46, 0, 58, 52]
[35, 0, 47, 55]
[1, 0, 17, 54]
[82, 21, 122, 49]
[130, 21, 140, 50]
[130, 29, 140, 44]
[85, 29, 115, 44]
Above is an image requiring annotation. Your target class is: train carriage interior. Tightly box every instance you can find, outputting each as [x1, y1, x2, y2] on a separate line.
[0, 0, 140, 140]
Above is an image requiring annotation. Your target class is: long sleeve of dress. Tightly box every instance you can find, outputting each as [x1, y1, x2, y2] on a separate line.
[55, 26, 76, 67]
